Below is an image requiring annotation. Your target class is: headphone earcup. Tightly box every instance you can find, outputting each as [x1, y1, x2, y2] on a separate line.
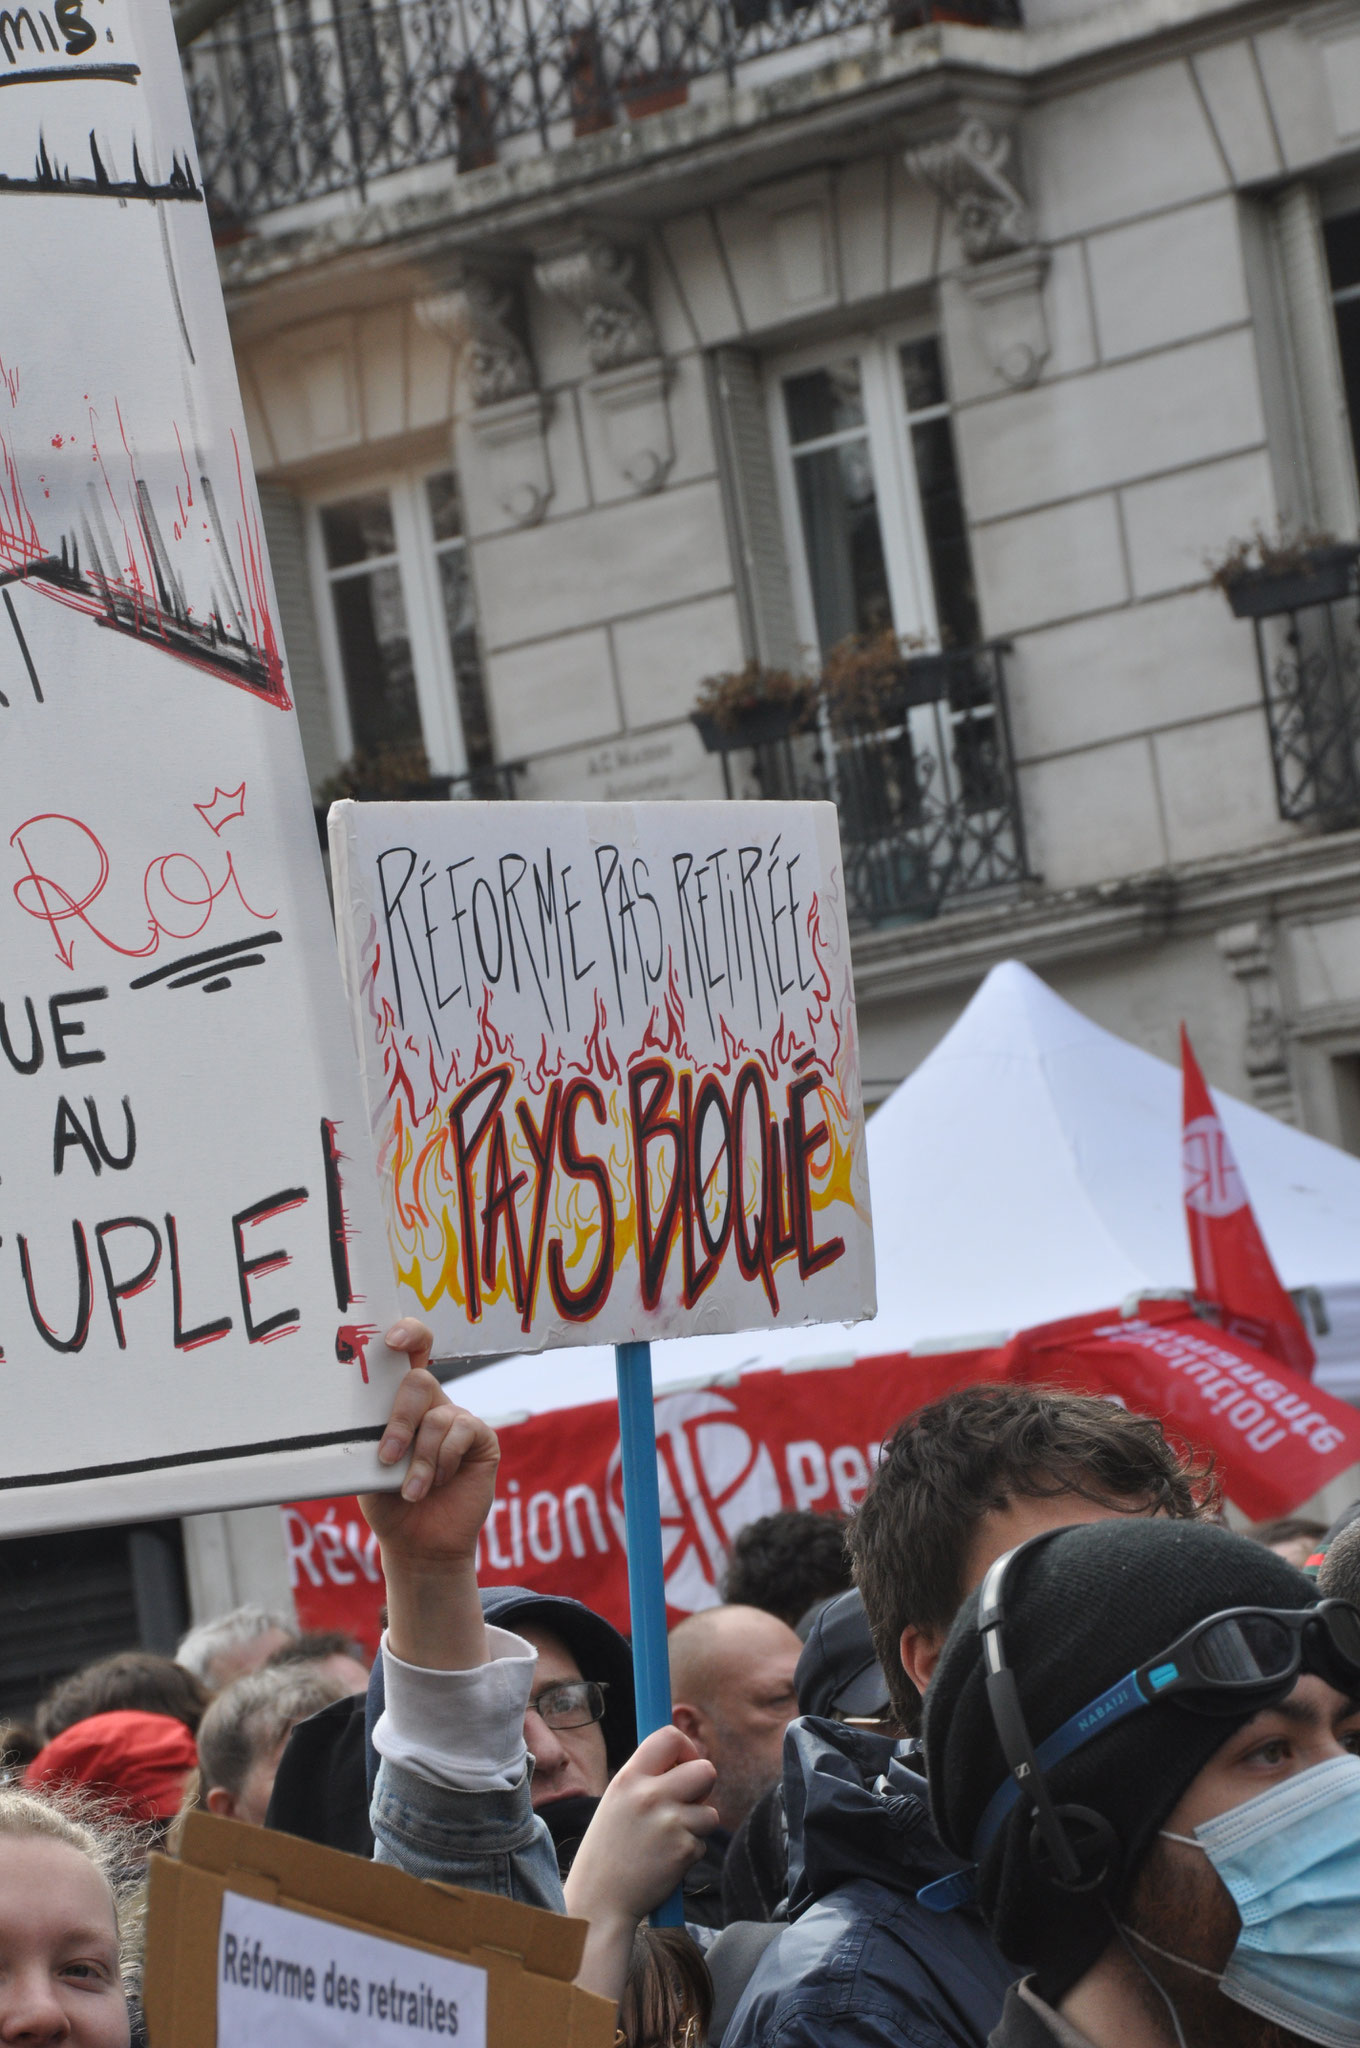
[1028, 1805, 1120, 1894]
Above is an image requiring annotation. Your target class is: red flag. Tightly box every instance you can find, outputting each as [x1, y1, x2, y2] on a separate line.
[1181, 1026, 1315, 1377]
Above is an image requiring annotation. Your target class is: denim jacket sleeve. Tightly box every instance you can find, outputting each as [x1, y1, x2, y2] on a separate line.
[370, 1753, 567, 1913]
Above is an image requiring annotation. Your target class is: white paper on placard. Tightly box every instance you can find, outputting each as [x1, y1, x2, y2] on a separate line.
[217, 1892, 487, 2048]
[330, 799, 876, 1357]
[0, 2, 404, 1531]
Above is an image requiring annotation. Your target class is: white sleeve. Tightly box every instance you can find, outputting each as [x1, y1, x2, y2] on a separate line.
[373, 1625, 536, 1792]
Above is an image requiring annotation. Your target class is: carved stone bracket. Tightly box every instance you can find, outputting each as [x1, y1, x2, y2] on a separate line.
[466, 390, 555, 528]
[422, 269, 554, 528]
[460, 270, 537, 404]
[420, 270, 536, 407]
[534, 238, 660, 372]
[905, 117, 1033, 259]
[588, 356, 674, 495]
[536, 236, 673, 494]
[1216, 920, 1299, 1123]
[960, 247, 1051, 389]
[905, 118, 1049, 389]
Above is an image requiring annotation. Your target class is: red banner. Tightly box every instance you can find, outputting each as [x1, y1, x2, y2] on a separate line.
[283, 1499, 386, 1656]
[287, 1302, 1360, 1642]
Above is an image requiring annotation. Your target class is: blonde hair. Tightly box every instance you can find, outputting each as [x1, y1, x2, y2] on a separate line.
[0, 1784, 145, 1993]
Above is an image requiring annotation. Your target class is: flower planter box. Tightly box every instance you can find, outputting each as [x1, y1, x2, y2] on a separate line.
[691, 700, 810, 752]
[1223, 545, 1359, 619]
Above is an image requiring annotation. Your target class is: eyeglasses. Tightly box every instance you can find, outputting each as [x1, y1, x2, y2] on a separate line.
[528, 1679, 608, 1731]
[918, 1527, 1360, 1912]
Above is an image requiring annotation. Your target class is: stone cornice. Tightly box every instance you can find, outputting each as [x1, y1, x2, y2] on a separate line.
[849, 830, 1360, 1004]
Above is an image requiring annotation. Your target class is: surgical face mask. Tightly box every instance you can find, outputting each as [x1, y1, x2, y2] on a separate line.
[1149, 1752, 1360, 2048]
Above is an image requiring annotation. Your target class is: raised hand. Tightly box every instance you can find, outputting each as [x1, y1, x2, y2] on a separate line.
[358, 1317, 500, 1670]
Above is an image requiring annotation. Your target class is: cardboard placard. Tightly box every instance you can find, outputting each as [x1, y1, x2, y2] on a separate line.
[330, 799, 876, 1356]
[0, 1, 403, 1529]
[143, 1812, 615, 2048]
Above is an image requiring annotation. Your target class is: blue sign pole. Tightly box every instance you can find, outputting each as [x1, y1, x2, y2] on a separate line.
[614, 1337, 684, 1927]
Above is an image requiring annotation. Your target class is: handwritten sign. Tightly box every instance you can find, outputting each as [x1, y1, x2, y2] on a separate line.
[0, 1, 401, 1530]
[331, 800, 875, 1355]
[218, 1893, 488, 2048]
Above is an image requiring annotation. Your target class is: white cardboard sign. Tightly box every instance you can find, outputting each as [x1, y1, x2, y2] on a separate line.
[330, 799, 876, 1356]
[0, 1, 402, 1530]
[218, 1892, 487, 2047]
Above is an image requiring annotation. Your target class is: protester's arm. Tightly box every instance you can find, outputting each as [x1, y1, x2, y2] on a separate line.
[564, 1726, 719, 2002]
[358, 1323, 563, 1908]
[358, 1328, 718, 1967]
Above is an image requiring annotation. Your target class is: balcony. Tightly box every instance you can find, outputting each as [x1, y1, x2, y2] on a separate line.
[182, 0, 1021, 227]
[695, 642, 1030, 928]
[311, 648, 1026, 928]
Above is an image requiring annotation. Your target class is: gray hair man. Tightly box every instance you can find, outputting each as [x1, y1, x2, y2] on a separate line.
[176, 1604, 296, 1692]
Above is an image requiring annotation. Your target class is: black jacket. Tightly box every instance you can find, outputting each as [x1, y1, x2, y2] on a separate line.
[721, 1719, 1017, 2048]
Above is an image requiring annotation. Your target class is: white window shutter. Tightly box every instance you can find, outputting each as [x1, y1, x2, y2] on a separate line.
[257, 481, 339, 793]
[1272, 184, 1360, 537]
[709, 347, 804, 673]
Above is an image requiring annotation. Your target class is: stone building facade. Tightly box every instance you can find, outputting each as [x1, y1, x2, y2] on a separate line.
[184, 0, 1360, 1129]
[152, 0, 1360, 1629]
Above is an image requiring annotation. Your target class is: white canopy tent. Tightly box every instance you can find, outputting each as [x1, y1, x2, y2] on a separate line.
[451, 960, 1360, 1419]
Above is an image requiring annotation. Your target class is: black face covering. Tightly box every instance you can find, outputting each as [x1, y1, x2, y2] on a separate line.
[537, 1793, 602, 1877]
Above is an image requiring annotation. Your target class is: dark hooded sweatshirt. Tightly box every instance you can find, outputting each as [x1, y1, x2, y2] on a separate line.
[721, 1718, 1016, 2048]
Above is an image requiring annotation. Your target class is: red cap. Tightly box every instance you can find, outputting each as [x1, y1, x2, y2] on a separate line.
[25, 1709, 198, 1822]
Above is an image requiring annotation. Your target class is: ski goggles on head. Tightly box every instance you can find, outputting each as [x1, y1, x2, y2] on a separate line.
[918, 1529, 1360, 1913]
[1123, 1599, 1360, 1711]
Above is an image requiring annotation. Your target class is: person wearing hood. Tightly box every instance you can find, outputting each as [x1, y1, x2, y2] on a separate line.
[715, 1589, 1013, 2048]
[271, 1320, 716, 2013]
[266, 1570, 637, 1876]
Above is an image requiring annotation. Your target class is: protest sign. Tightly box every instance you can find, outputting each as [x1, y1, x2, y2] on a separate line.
[217, 1893, 486, 2047]
[144, 1812, 614, 2048]
[330, 799, 875, 1357]
[0, 2, 401, 1530]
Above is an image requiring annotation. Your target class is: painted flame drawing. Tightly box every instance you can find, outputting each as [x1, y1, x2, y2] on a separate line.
[360, 891, 862, 1340]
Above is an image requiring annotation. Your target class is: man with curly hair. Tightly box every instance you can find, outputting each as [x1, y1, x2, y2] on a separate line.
[720, 1386, 1213, 2048]
[722, 1510, 852, 1634]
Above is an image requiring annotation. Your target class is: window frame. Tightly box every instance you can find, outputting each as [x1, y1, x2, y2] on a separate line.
[764, 317, 957, 664]
[306, 463, 480, 778]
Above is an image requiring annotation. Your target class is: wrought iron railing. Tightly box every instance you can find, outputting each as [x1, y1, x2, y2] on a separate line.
[183, 0, 1021, 224]
[1240, 563, 1360, 831]
[696, 643, 1030, 928]
[314, 758, 522, 840]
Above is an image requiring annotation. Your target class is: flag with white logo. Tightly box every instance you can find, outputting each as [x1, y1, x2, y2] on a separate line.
[1181, 1026, 1315, 1378]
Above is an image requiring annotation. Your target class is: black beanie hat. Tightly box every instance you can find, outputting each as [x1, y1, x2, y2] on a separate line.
[923, 1518, 1317, 2002]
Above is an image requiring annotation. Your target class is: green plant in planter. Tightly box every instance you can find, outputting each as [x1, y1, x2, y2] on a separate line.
[691, 660, 815, 747]
[317, 742, 442, 805]
[820, 627, 926, 727]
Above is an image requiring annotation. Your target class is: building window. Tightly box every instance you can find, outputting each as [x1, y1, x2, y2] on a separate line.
[1325, 209, 1360, 488]
[769, 328, 998, 846]
[771, 330, 980, 660]
[312, 466, 493, 782]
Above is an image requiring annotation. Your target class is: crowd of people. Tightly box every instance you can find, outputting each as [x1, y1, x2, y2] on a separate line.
[5, 1313, 1360, 2047]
